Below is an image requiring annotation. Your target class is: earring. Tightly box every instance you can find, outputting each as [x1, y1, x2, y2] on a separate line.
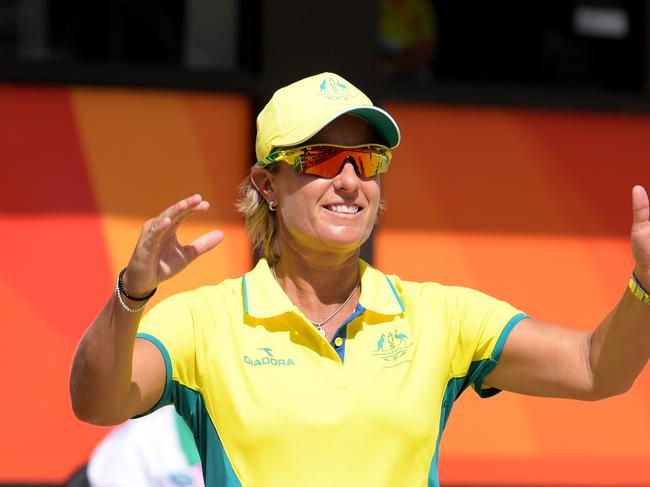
[268, 201, 277, 212]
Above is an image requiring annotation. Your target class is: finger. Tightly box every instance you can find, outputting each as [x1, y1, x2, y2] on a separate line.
[632, 185, 649, 226]
[163, 194, 208, 226]
[167, 201, 212, 235]
[159, 201, 211, 243]
[181, 230, 225, 263]
[140, 216, 172, 252]
[145, 196, 209, 248]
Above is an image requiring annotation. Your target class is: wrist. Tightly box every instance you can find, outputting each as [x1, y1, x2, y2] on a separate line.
[115, 268, 157, 313]
[119, 268, 157, 301]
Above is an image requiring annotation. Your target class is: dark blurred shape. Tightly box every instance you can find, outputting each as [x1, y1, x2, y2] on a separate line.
[49, 2, 184, 64]
[0, 0, 647, 102]
[378, 0, 438, 83]
[538, 1, 643, 90]
[64, 464, 90, 487]
[0, 0, 253, 72]
[380, 0, 644, 93]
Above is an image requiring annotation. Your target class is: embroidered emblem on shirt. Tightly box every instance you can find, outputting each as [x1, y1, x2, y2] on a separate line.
[372, 329, 414, 362]
[244, 347, 296, 367]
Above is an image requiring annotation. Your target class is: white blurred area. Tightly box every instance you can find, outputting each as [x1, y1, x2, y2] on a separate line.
[88, 406, 204, 487]
[573, 5, 630, 39]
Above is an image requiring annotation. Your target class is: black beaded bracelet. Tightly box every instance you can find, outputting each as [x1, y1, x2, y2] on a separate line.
[118, 267, 157, 301]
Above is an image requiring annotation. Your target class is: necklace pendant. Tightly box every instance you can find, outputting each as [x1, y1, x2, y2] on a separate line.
[314, 323, 327, 337]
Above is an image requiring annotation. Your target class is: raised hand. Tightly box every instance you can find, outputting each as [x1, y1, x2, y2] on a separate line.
[632, 185, 650, 289]
[122, 194, 224, 296]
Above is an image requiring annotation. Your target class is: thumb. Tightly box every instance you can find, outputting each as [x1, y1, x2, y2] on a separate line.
[632, 185, 649, 227]
[182, 230, 225, 263]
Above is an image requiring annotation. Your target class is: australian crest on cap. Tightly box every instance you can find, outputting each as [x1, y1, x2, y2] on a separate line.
[319, 75, 351, 101]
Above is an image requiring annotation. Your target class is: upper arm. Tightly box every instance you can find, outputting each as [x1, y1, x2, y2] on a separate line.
[483, 317, 596, 400]
[131, 292, 202, 417]
[128, 337, 168, 417]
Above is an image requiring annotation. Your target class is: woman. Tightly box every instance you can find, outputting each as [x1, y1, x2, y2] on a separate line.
[70, 72, 650, 486]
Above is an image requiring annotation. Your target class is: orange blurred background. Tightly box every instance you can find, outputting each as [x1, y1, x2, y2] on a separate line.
[1, 85, 649, 484]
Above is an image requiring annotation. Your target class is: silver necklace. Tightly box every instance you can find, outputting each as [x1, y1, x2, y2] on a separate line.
[272, 266, 360, 337]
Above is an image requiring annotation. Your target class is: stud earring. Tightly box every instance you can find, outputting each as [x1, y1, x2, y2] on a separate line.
[268, 201, 277, 212]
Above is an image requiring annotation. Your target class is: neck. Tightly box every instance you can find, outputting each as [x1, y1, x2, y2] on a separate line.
[272, 248, 361, 329]
[274, 251, 359, 300]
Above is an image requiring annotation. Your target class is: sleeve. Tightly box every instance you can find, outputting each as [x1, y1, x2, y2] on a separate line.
[446, 286, 527, 398]
[135, 292, 200, 415]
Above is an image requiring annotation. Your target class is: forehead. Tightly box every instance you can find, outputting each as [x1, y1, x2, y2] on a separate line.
[304, 114, 381, 147]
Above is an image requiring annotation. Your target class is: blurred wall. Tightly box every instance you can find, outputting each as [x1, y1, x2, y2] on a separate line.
[1, 85, 649, 484]
[0, 85, 253, 482]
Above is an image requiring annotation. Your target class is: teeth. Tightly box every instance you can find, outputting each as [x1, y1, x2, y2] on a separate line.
[327, 204, 359, 214]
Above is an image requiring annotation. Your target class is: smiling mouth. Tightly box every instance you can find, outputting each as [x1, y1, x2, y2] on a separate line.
[325, 204, 361, 214]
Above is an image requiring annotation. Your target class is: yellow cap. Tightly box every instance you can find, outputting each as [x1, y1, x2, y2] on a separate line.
[255, 72, 401, 161]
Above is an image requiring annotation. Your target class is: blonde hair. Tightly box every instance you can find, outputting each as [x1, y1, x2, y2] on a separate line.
[236, 168, 281, 265]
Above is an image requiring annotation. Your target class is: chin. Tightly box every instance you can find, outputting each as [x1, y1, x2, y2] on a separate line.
[321, 227, 370, 251]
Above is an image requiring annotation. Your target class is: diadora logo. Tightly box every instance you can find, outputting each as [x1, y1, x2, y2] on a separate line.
[244, 347, 296, 367]
[319, 76, 351, 101]
[372, 329, 414, 363]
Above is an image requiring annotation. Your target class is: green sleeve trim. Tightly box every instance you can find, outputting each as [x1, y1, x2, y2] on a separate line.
[492, 312, 527, 362]
[474, 312, 528, 398]
[134, 332, 173, 416]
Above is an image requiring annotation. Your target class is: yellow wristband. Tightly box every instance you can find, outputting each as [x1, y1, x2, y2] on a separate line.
[629, 274, 650, 305]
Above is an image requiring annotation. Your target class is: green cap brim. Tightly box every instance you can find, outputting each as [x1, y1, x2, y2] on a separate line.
[347, 107, 401, 149]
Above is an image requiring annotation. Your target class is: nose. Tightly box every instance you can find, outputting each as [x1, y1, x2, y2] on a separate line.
[333, 159, 361, 191]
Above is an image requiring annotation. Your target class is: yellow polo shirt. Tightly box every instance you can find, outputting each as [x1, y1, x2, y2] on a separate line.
[137, 258, 526, 486]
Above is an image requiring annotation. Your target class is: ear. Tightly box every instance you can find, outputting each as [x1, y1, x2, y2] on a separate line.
[250, 166, 276, 204]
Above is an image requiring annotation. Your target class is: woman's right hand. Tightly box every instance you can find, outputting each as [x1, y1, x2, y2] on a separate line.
[122, 194, 225, 296]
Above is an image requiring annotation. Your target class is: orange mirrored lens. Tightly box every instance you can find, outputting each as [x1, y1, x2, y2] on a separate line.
[260, 145, 392, 178]
[283, 145, 391, 178]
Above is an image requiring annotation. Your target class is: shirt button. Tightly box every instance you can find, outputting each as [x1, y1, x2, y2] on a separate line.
[334, 337, 343, 347]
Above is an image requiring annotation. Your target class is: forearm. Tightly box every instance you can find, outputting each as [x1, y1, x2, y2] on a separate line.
[70, 195, 220, 425]
[70, 291, 143, 425]
[589, 279, 650, 397]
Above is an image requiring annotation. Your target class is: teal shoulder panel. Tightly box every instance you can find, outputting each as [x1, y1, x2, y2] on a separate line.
[134, 332, 173, 417]
[428, 376, 465, 486]
[426, 312, 525, 487]
[172, 382, 242, 487]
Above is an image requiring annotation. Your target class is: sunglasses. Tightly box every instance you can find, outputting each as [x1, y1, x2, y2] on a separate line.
[258, 144, 392, 179]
